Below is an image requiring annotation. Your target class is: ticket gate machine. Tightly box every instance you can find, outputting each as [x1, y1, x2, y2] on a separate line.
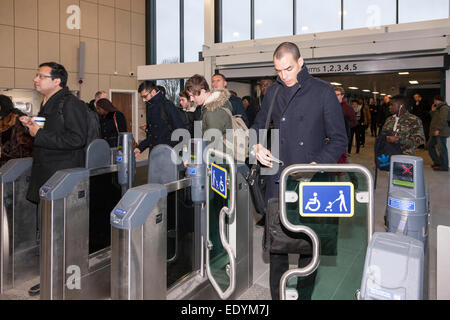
[360, 155, 429, 300]
[111, 140, 254, 300]
[0, 158, 38, 293]
[38, 134, 139, 300]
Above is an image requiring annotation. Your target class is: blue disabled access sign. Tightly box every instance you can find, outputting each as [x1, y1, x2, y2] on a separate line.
[211, 163, 227, 199]
[299, 182, 354, 217]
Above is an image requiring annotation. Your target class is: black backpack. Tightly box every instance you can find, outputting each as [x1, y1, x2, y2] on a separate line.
[374, 130, 403, 171]
[58, 94, 101, 149]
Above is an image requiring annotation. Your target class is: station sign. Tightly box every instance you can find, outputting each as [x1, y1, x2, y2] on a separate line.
[299, 182, 354, 217]
[211, 163, 227, 199]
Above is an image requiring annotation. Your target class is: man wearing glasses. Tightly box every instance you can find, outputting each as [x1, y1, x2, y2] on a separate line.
[134, 80, 184, 157]
[20, 62, 88, 296]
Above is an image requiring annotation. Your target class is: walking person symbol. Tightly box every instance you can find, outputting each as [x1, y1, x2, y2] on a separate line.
[337, 190, 347, 212]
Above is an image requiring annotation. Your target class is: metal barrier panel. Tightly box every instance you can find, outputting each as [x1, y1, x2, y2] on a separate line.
[205, 149, 236, 300]
[279, 164, 374, 300]
[0, 158, 39, 293]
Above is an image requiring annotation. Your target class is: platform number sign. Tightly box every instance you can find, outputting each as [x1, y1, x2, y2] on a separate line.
[211, 163, 227, 199]
[300, 182, 354, 217]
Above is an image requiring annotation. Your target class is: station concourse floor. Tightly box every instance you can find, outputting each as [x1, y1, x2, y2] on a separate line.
[0, 134, 448, 301]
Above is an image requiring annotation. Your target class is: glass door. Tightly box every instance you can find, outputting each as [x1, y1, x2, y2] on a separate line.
[205, 148, 237, 299]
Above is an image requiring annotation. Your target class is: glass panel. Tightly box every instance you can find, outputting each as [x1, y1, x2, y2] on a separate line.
[207, 158, 231, 293]
[222, 0, 251, 42]
[296, 0, 341, 34]
[343, 0, 396, 30]
[167, 188, 196, 288]
[184, 0, 204, 62]
[399, 0, 449, 23]
[89, 173, 122, 254]
[255, 0, 293, 39]
[156, 0, 180, 64]
[285, 170, 368, 300]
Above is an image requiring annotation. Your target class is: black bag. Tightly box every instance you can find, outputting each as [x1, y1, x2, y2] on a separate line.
[246, 85, 281, 215]
[264, 198, 313, 254]
[58, 95, 101, 150]
[374, 130, 403, 171]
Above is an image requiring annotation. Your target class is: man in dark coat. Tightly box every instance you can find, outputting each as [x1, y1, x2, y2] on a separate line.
[251, 42, 348, 300]
[412, 93, 431, 144]
[19, 62, 88, 296]
[20, 62, 88, 204]
[211, 73, 250, 127]
[134, 81, 185, 157]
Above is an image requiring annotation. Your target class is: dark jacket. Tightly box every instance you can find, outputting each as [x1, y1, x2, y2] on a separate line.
[27, 87, 88, 203]
[99, 111, 127, 147]
[251, 66, 348, 201]
[138, 92, 185, 152]
[229, 95, 250, 127]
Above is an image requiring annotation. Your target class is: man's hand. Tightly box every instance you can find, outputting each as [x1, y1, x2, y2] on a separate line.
[19, 116, 40, 137]
[386, 136, 399, 143]
[134, 148, 141, 157]
[253, 144, 273, 167]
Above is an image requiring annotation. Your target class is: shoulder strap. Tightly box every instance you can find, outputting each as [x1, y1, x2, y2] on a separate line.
[160, 99, 173, 131]
[113, 112, 119, 134]
[261, 84, 281, 148]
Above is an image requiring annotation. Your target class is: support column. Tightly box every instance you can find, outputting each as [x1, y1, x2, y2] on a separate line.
[203, 0, 216, 86]
[447, 69, 450, 168]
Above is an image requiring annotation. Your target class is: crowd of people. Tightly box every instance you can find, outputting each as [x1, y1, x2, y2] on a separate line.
[0, 43, 448, 299]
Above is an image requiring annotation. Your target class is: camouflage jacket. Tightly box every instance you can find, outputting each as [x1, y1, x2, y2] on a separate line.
[381, 111, 425, 155]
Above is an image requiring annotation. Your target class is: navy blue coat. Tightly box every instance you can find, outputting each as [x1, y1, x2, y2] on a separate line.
[229, 95, 250, 127]
[251, 66, 348, 201]
[138, 92, 185, 152]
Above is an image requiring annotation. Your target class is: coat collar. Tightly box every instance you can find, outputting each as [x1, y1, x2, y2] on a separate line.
[275, 64, 311, 88]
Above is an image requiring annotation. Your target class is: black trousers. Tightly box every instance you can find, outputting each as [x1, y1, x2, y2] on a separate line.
[269, 253, 317, 300]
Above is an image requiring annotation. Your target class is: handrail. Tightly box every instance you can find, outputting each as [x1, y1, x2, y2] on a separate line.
[278, 163, 375, 300]
[205, 148, 237, 300]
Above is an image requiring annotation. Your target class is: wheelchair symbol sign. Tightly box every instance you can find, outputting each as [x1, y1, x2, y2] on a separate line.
[299, 182, 354, 217]
[211, 163, 227, 199]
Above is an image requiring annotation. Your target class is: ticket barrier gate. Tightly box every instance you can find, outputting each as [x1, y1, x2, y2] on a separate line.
[38, 133, 142, 300]
[0, 139, 114, 294]
[360, 155, 429, 300]
[111, 142, 254, 300]
[0, 158, 38, 293]
[278, 164, 375, 300]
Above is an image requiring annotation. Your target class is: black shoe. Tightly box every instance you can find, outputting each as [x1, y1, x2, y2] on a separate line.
[256, 215, 265, 227]
[29, 283, 40, 296]
[433, 167, 449, 172]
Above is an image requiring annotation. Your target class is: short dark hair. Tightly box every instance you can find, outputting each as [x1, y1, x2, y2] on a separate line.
[434, 95, 445, 102]
[273, 42, 301, 60]
[185, 74, 210, 96]
[0, 94, 14, 116]
[179, 90, 189, 99]
[39, 62, 68, 88]
[212, 73, 227, 81]
[391, 95, 407, 108]
[138, 80, 157, 93]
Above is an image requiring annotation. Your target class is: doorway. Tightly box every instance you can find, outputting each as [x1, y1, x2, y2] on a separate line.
[111, 92, 132, 132]
[109, 90, 139, 139]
